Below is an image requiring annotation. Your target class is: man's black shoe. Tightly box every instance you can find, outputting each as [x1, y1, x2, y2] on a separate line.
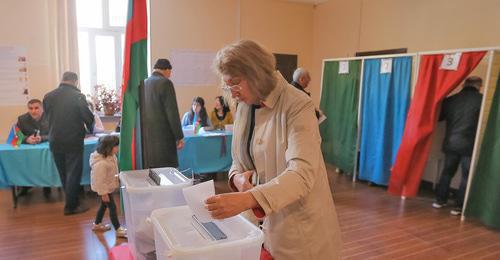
[64, 205, 89, 216]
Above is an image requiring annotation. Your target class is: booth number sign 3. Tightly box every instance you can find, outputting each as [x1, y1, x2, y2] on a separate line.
[440, 52, 462, 71]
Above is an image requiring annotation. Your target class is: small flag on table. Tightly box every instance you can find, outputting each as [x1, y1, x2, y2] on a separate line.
[6, 125, 24, 147]
[194, 120, 202, 134]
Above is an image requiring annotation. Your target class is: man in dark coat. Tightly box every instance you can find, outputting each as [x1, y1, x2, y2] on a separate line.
[140, 59, 184, 168]
[17, 99, 49, 144]
[43, 71, 94, 215]
[433, 76, 483, 216]
[291, 67, 312, 96]
[291, 68, 321, 119]
[16, 98, 51, 197]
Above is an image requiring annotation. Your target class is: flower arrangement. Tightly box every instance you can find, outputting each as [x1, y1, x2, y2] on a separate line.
[92, 85, 121, 116]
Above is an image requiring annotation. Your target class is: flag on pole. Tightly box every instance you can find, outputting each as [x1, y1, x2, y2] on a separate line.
[119, 0, 148, 170]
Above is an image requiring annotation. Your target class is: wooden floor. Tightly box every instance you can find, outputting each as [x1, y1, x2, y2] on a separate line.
[1, 166, 499, 259]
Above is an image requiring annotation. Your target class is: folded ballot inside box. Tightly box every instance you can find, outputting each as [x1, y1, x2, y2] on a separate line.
[120, 168, 192, 260]
[150, 180, 264, 260]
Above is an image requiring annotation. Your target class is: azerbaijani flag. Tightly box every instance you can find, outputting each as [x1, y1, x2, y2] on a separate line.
[194, 121, 202, 134]
[119, 0, 148, 171]
[6, 125, 24, 147]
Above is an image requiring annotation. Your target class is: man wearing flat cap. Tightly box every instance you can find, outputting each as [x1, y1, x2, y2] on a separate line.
[140, 58, 184, 168]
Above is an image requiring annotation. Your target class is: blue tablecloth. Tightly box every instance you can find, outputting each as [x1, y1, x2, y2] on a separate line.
[0, 132, 232, 188]
[178, 131, 233, 175]
[0, 138, 97, 188]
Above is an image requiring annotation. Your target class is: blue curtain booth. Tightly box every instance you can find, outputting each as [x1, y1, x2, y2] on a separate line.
[359, 57, 412, 185]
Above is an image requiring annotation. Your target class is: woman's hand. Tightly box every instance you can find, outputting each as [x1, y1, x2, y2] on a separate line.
[101, 194, 110, 203]
[205, 192, 258, 219]
[232, 171, 254, 192]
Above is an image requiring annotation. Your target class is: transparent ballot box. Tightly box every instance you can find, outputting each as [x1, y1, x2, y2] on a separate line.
[151, 206, 264, 260]
[120, 168, 192, 260]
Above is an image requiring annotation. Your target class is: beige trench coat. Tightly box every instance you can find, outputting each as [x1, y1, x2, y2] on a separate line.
[229, 73, 342, 260]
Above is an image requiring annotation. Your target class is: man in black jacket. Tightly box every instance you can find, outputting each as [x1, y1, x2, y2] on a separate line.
[291, 67, 311, 96]
[16, 99, 51, 197]
[43, 71, 94, 215]
[433, 76, 483, 216]
[140, 59, 184, 168]
[291, 68, 321, 120]
[17, 99, 49, 144]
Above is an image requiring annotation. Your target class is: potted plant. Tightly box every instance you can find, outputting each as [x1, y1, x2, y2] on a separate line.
[93, 85, 121, 116]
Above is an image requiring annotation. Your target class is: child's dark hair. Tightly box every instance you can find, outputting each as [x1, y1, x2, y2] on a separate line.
[96, 135, 120, 158]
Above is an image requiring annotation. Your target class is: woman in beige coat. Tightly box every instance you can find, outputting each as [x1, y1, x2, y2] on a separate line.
[205, 40, 342, 259]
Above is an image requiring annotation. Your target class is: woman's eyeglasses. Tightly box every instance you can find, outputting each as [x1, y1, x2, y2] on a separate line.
[221, 83, 242, 92]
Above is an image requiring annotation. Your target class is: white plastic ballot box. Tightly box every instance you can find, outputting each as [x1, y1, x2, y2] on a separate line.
[120, 168, 192, 260]
[151, 206, 264, 260]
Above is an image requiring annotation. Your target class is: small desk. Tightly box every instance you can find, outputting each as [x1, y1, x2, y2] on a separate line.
[0, 138, 97, 207]
[0, 132, 232, 206]
[178, 131, 233, 175]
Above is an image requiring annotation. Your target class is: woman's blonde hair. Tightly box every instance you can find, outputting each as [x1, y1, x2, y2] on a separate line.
[213, 40, 277, 100]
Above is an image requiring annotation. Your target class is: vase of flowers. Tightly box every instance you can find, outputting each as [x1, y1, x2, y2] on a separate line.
[93, 85, 121, 116]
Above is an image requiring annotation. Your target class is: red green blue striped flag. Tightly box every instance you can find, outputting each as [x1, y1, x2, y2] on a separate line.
[6, 125, 24, 147]
[194, 121, 202, 134]
[119, 0, 148, 170]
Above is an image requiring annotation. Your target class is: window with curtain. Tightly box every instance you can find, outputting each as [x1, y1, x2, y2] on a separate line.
[76, 0, 127, 95]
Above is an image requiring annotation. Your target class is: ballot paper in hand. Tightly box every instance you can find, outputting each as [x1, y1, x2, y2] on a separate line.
[182, 180, 215, 222]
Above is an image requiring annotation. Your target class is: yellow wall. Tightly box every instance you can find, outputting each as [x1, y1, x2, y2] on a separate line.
[240, 0, 314, 71]
[3, 0, 500, 142]
[311, 0, 500, 105]
[150, 0, 239, 115]
[150, 0, 314, 115]
[311, 0, 500, 184]
[0, 0, 59, 142]
[0, 0, 314, 141]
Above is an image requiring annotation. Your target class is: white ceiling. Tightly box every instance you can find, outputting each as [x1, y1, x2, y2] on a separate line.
[285, 0, 329, 5]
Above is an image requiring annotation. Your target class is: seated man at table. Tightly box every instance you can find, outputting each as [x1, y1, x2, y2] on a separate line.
[16, 98, 51, 197]
[17, 99, 48, 144]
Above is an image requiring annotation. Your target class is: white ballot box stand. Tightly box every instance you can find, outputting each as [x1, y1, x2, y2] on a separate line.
[120, 168, 192, 260]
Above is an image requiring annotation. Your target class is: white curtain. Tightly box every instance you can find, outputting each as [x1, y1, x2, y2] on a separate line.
[48, 0, 79, 84]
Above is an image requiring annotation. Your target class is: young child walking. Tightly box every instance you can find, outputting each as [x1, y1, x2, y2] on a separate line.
[90, 135, 126, 238]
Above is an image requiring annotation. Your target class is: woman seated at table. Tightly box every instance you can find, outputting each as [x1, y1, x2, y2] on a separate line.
[209, 96, 233, 130]
[182, 96, 211, 129]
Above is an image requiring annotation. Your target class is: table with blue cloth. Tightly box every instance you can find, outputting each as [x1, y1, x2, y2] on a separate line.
[0, 138, 97, 207]
[178, 131, 233, 175]
[0, 132, 232, 207]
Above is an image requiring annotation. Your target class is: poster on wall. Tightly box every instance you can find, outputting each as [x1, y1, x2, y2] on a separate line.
[0, 46, 29, 106]
[169, 49, 217, 87]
